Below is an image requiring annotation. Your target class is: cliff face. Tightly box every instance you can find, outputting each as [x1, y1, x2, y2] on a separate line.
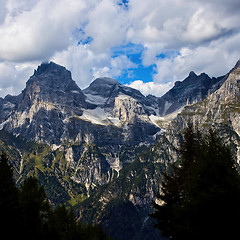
[158, 70, 227, 116]
[2, 62, 86, 144]
[169, 60, 240, 163]
[113, 94, 149, 123]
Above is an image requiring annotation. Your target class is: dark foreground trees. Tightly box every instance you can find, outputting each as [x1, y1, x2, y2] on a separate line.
[152, 126, 240, 239]
[0, 153, 111, 240]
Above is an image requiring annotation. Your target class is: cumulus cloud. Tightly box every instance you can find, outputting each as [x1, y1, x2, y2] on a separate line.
[52, 44, 137, 89]
[0, 0, 239, 97]
[0, 0, 92, 62]
[84, 0, 128, 53]
[0, 61, 36, 96]
[52, 44, 109, 89]
[183, 7, 225, 43]
[127, 80, 173, 97]
[153, 32, 240, 85]
[125, 0, 240, 91]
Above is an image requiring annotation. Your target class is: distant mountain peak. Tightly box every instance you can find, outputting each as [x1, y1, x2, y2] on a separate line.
[16, 62, 87, 112]
[189, 71, 197, 77]
[83, 77, 121, 101]
[29, 62, 75, 90]
[89, 77, 121, 87]
[233, 59, 240, 70]
[158, 68, 225, 116]
[33, 61, 68, 76]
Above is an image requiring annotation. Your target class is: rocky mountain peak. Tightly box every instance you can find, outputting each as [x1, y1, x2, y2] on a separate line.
[215, 61, 240, 103]
[173, 59, 240, 160]
[83, 77, 121, 99]
[188, 71, 197, 78]
[15, 62, 86, 112]
[34, 61, 68, 76]
[83, 77, 156, 114]
[25, 62, 85, 96]
[90, 77, 121, 86]
[233, 59, 240, 70]
[30, 61, 75, 90]
[158, 70, 226, 116]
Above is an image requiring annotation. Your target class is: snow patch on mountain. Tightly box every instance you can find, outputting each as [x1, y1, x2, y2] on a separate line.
[149, 115, 162, 127]
[84, 93, 108, 105]
[163, 101, 173, 115]
[79, 107, 121, 126]
[0, 119, 9, 130]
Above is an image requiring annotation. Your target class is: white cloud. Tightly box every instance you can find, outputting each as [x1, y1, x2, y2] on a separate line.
[125, 0, 240, 85]
[153, 32, 240, 84]
[52, 44, 110, 89]
[182, 7, 225, 43]
[0, 0, 239, 98]
[127, 80, 173, 97]
[109, 55, 137, 77]
[128, 0, 239, 59]
[85, 0, 128, 52]
[52, 43, 137, 89]
[0, 0, 7, 24]
[0, 61, 36, 96]
[141, 42, 165, 66]
[0, 0, 92, 62]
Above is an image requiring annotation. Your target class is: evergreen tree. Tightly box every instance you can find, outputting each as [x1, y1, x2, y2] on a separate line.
[19, 176, 50, 239]
[0, 152, 22, 237]
[47, 205, 78, 240]
[185, 130, 240, 239]
[152, 127, 240, 239]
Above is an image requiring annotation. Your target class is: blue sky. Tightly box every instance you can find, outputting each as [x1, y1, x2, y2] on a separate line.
[0, 0, 239, 97]
[111, 43, 157, 85]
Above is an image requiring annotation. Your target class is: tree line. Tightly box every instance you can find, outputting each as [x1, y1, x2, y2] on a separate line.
[0, 152, 111, 240]
[151, 126, 240, 239]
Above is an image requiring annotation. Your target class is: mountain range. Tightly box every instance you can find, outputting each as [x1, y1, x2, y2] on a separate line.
[0, 59, 240, 239]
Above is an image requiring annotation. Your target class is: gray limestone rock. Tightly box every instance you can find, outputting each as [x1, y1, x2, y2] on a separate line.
[157, 70, 227, 116]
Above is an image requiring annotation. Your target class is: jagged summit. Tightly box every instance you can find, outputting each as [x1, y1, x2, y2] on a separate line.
[188, 71, 197, 78]
[24, 61, 85, 99]
[83, 76, 155, 110]
[14, 62, 87, 113]
[91, 77, 121, 86]
[158, 70, 226, 116]
[32, 61, 76, 89]
[233, 59, 240, 70]
[83, 77, 120, 95]
[83, 77, 122, 105]
[33, 61, 68, 76]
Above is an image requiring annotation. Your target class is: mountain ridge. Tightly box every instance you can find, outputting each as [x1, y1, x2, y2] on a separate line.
[158, 70, 227, 116]
[0, 60, 232, 125]
[168, 61, 240, 162]
[0, 60, 237, 181]
[0, 59, 240, 240]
